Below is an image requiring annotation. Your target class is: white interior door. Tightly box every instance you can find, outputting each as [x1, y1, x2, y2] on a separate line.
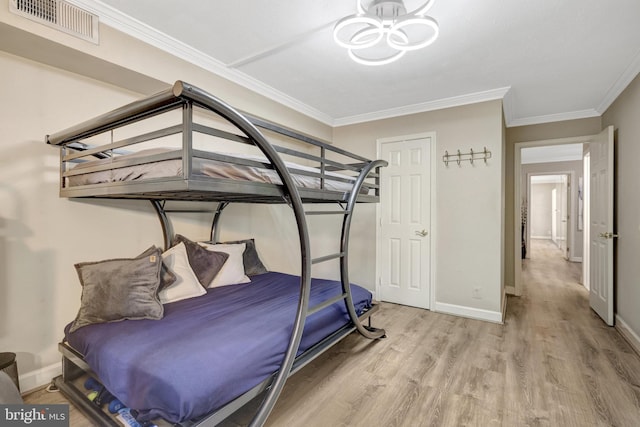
[379, 137, 431, 309]
[589, 126, 615, 326]
[559, 174, 569, 259]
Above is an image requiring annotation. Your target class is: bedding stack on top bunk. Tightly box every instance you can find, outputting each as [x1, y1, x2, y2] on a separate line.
[64, 234, 375, 424]
[65, 148, 372, 196]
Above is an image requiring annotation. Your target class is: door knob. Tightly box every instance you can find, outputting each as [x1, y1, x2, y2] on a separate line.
[415, 229, 428, 237]
[599, 232, 619, 239]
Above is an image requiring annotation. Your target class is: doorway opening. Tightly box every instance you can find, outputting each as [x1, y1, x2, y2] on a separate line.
[513, 138, 588, 296]
[513, 127, 615, 325]
[528, 174, 571, 261]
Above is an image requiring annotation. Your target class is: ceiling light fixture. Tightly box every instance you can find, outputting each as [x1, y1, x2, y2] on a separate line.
[333, 0, 439, 66]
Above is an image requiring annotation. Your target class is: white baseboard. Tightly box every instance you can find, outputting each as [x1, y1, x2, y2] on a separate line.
[531, 235, 551, 240]
[433, 301, 503, 324]
[505, 285, 516, 295]
[569, 257, 583, 262]
[615, 315, 640, 357]
[18, 362, 62, 395]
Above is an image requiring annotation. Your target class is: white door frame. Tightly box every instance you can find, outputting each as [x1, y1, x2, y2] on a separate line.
[551, 187, 558, 245]
[582, 152, 591, 290]
[376, 131, 437, 309]
[513, 135, 592, 296]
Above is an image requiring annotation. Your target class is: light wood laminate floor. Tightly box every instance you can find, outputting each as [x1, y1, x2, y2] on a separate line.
[25, 239, 640, 426]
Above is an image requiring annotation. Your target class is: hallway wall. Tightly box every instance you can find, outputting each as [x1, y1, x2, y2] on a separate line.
[602, 72, 640, 352]
[530, 182, 554, 239]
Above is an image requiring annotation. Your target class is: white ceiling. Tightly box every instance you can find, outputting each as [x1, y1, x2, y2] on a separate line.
[75, 0, 640, 127]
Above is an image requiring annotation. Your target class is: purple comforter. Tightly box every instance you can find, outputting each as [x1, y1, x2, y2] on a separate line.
[64, 272, 372, 423]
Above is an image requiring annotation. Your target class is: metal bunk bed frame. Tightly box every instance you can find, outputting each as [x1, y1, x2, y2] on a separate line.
[46, 81, 387, 426]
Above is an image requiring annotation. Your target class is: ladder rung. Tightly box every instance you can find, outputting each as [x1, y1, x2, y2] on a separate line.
[308, 293, 348, 316]
[305, 210, 347, 215]
[311, 252, 345, 264]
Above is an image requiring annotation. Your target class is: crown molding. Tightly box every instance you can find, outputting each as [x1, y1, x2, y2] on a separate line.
[596, 48, 640, 115]
[334, 86, 511, 127]
[67, 0, 334, 126]
[508, 108, 601, 128]
[502, 87, 515, 126]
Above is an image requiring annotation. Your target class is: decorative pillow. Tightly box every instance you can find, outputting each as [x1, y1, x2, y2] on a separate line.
[70, 246, 164, 333]
[172, 234, 229, 287]
[198, 242, 251, 287]
[158, 243, 207, 304]
[211, 238, 268, 276]
[139, 245, 177, 290]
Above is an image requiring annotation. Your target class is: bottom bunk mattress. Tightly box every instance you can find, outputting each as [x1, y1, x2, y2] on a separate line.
[64, 271, 373, 424]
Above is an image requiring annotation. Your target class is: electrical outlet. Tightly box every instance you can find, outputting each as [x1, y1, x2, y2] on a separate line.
[472, 287, 482, 299]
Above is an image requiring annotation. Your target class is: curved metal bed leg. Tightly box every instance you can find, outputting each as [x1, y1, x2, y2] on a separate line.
[341, 160, 388, 340]
[150, 200, 172, 251]
[210, 201, 229, 243]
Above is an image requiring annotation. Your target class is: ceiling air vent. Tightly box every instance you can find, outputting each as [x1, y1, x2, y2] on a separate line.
[9, 0, 99, 44]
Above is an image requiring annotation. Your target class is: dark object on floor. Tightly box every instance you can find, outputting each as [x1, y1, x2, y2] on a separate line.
[0, 352, 19, 392]
[0, 371, 22, 404]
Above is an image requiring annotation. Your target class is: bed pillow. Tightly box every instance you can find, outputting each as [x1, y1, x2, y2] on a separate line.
[139, 245, 177, 290]
[158, 243, 207, 304]
[70, 246, 164, 333]
[172, 234, 229, 287]
[212, 238, 268, 276]
[199, 242, 251, 287]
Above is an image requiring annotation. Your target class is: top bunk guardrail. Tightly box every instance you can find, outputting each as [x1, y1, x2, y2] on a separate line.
[46, 80, 385, 204]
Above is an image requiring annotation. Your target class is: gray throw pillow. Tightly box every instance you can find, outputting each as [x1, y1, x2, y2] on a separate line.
[139, 245, 176, 290]
[137, 246, 178, 291]
[70, 246, 164, 333]
[215, 238, 268, 276]
[172, 235, 229, 287]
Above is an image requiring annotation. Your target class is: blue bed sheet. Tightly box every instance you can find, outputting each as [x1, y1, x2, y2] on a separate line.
[64, 272, 372, 423]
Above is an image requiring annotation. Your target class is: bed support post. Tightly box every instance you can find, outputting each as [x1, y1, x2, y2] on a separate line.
[151, 200, 172, 251]
[210, 201, 229, 243]
[340, 160, 388, 340]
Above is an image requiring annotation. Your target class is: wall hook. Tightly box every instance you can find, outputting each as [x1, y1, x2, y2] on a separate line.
[442, 147, 491, 166]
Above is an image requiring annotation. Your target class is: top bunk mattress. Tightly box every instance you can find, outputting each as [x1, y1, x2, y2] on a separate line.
[64, 271, 373, 424]
[65, 148, 369, 195]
